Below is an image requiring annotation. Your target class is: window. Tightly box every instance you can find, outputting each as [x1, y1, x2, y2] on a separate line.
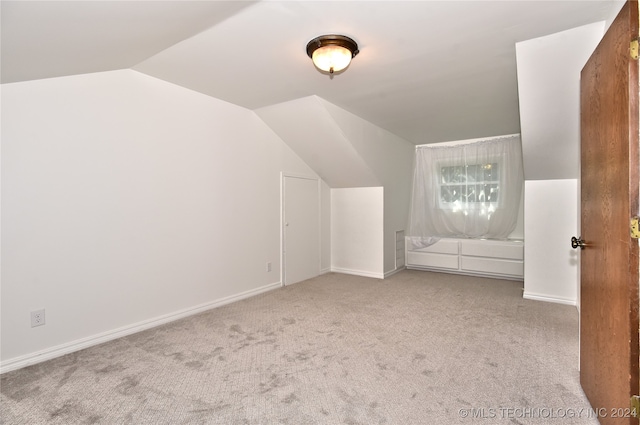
[439, 162, 500, 209]
[408, 134, 523, 244]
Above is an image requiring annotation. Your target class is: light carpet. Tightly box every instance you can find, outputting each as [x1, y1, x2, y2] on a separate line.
[1, 270, 598, 424]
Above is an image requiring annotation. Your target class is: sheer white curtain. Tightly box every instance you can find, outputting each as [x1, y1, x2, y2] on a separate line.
[408, 135, 523, 249]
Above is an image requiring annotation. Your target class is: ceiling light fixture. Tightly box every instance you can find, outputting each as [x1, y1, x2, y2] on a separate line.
[306, 34, 359, 76]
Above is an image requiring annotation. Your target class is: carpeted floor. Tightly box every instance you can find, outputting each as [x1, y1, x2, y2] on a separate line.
[1, 270, 599, 424]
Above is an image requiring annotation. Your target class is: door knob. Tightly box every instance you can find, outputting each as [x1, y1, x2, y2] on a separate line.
[571, 236, 586, 250]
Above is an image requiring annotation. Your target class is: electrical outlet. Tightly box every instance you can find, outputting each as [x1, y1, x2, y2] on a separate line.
[266, 262, 272, 272]
[31, 309, 45, 327]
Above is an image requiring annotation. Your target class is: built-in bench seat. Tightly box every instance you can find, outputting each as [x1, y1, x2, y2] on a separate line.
[406, 238, 524, 281]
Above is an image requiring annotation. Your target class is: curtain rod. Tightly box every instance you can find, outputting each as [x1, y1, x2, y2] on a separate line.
[415, 133, 520, 149]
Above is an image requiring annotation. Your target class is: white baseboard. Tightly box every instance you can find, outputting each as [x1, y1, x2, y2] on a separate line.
[384, 266, 405, 278]
[331, 267, 384, 279]
[320, 267, 331, 275]
[523, 291, 577, 306]
[0, 281, 282, 374]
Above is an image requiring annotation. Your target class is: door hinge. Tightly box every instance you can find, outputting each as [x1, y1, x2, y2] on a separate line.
[631, 395, 640, 417]
[631, 216, 640, 238]
[631, 39, 639, 60]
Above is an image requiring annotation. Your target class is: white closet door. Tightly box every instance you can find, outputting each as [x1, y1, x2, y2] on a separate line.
[283, 175, 319, 285]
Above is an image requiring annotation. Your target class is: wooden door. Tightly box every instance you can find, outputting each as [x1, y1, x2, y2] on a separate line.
[579, 1, 639, 423]
[283, 175, 320, 285]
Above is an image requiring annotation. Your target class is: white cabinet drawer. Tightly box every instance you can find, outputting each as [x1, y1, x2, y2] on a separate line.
[407, 251, 459, 270]
[460, 240, 523, 260]
[407, 238, 524, 280]
[461, 256, 524, 277]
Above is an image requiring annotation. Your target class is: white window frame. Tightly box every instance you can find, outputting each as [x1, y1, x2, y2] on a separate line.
[437, 160, 502, 211]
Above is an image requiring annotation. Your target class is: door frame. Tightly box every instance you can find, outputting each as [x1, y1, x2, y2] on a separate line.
[280, 172, 322, 286]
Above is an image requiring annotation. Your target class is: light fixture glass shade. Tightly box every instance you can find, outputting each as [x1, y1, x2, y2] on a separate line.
[312, 45, 353, 73]
[306, 34, 359, 76]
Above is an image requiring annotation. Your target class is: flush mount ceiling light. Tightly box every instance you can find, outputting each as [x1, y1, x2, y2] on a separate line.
[306, 34, 359, 76]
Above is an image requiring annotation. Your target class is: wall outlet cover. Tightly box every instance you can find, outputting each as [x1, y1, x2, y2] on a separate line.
[31, 309, 45, 327]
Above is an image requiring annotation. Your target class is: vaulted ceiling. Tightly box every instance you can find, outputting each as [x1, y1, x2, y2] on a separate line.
[1, 1, 623, 145]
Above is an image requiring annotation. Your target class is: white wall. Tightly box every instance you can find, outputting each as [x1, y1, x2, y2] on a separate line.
[257, 95, 414, 276]
[516, 23, 607, 306]
[523, 180, 579, 305]
[320, 180, 331, 274]
[1, 69, 324, 370]
[331, 187, 384, 278]
[516, 21, 605, 180]
[320, 99, 415, 275]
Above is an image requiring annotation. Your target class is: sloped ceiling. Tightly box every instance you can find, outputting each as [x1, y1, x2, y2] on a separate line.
[1, 1, 623, 146]
[256, 96, 381, 188]
[0, 1, 257, 83]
